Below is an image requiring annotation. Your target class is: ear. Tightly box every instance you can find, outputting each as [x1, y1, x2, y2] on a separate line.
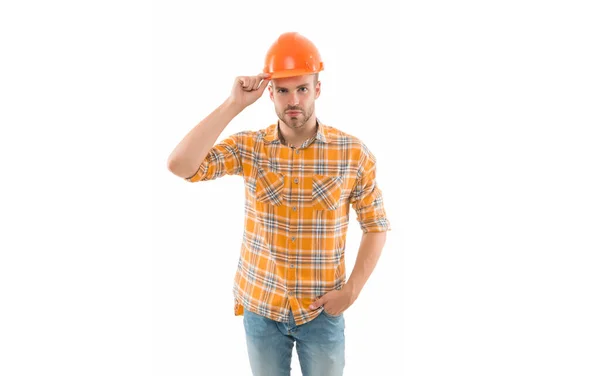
[314, 80, 321, 99]
[268, 83, 274, 101]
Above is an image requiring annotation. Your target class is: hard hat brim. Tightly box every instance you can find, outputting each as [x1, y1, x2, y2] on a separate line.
[264, 66, 324, 79]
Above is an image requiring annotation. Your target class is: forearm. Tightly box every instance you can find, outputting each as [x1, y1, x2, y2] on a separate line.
[345, 231, 387, 301]
[167, 98, 243, 178]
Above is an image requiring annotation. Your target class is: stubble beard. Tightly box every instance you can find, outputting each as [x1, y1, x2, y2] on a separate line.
[277, 104, 315, 129]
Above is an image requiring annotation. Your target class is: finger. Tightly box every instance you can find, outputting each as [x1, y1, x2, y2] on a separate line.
[248, 77, 259, 90]
[252, 77, 262, 90]
[258, 77, 271, 93]
[309, 298, 324, 310]
[324, 307, 336, 315]
[254, 74, 270, 89]
[239, 77, 249, 89]
[242, 78, 255, 92]
[243, 77, 255, 91]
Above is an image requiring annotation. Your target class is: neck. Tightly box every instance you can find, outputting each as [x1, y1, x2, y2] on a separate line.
[278, 117, 318, 148]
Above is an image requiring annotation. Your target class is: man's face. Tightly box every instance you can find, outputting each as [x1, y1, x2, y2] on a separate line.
[268, 74, 321, 129]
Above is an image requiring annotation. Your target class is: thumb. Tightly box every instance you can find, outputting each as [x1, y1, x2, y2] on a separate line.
[258, 75, 271, 93]
[309, 296, 326, 310]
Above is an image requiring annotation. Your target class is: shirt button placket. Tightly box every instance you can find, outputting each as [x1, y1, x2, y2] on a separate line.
[290, 148, 299, 290]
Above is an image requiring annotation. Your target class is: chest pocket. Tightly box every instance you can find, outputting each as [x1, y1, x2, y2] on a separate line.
[312, 175, 343, 210]
[255, 168, 285, 206]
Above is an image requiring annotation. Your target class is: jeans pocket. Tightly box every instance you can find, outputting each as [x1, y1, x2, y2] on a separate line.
[322, 308, 343, 319]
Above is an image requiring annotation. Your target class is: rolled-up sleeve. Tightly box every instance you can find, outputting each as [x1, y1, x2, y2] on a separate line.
[349, 145, 391, 233]
[185, 133, 243, 182]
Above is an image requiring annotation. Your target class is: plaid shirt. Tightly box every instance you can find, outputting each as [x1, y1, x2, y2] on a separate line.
[185, 120, 391, 325]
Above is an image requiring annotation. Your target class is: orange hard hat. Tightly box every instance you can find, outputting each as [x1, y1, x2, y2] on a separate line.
[263, 32, 324, 79]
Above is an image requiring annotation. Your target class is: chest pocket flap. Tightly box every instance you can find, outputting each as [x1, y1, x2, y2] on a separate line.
[312, 175, 343, 210]
[255, 168, 285, 206]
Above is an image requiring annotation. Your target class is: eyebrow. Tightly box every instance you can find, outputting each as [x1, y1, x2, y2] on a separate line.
[273, 83, 310, 90]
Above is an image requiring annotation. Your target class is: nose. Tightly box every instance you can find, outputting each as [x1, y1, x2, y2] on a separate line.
[288, 92, 299, 106]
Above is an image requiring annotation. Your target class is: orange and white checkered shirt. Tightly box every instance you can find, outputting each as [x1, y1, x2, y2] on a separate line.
[185, 120, 391, 325]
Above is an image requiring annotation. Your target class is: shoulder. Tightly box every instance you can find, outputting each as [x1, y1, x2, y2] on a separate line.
[225, 123, 277, 144]
[321, 123, 375, 162]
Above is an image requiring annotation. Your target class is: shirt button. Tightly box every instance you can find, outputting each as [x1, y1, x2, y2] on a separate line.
[295, 150, 300, 154]
[291, 237, 296, 242]
[290, 264, 295, 268]
[294, 178, 299, 184]
[292, 206, 297, 211]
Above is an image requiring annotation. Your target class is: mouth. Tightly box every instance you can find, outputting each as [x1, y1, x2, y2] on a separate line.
[286, 111, 302, 116]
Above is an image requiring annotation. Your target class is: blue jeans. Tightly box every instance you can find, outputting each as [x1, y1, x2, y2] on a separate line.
[243, 309, 345, 376]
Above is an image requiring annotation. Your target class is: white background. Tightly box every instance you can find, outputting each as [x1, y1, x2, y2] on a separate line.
[1, 0, 599, 375]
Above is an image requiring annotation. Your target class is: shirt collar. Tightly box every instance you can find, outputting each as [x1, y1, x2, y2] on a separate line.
[263, 119, 330, 145]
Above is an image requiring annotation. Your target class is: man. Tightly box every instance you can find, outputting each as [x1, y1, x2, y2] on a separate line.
[167, 32, 391, 376]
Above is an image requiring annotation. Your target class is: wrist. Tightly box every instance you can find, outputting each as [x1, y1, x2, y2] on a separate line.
[344, 281, 360, 303]
[223, 97, 245, 114]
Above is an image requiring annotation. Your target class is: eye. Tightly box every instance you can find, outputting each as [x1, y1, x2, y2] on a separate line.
[299, 87, 308, 92]
[277, 89, 287, 93]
